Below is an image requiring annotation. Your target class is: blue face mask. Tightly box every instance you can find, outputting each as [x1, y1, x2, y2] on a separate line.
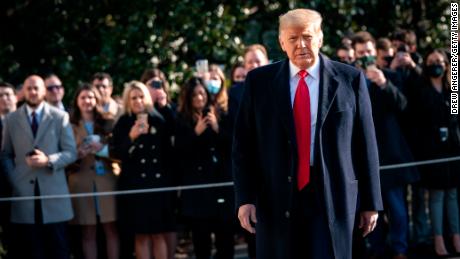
[205, 80, 221, 95]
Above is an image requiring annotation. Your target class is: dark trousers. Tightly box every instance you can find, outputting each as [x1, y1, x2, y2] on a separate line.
[367, 186, 408, 256]
[189, 217, 234, 259]
[289, 184, 334, 259]
[9, 181, 70, 259]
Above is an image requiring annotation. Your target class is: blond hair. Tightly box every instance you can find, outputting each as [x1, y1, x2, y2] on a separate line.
[122, 80, 154, 115]
[279, 9, 323, 38]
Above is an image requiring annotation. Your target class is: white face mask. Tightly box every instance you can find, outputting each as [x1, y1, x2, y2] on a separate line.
[205, 79, 222, 95]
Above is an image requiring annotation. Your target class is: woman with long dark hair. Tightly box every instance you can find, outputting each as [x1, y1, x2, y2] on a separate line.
[175, 77, 234, 259]
[67, 83, 119, 259]
[418, 49, 460, 256]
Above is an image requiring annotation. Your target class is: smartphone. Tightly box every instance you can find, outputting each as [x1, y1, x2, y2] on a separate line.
[150, 80, 162, 89]
[202, 106, 210, 117]
[26, 149, 37, 157]
[196, 59, 209, 75]
[137, 113, 148, 129]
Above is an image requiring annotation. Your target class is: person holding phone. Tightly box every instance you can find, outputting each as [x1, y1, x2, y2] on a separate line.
[2, 75, 77, 259]
[175, 77, 234, 259]
[351, 31, 418, 258]
[110, 81, 175, 259]
[66, 84, 119, 259]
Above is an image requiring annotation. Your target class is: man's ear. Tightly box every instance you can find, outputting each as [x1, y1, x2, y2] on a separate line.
[279, 35, 286, 52]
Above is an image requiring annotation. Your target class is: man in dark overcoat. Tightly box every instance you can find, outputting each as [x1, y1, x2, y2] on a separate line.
[233, 8, 383, 259]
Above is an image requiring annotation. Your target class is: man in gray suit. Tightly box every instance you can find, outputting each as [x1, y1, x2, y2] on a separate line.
[2, 75, 77, 259]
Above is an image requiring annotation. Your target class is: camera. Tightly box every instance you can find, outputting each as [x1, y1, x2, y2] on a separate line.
[355, 56, 376, 69]
[150, 80, 163, 89]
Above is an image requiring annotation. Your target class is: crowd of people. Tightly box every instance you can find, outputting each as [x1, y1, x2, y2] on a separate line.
[0, 15, 457, 259]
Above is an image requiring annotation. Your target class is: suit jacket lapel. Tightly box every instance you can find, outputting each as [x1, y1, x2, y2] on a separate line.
[273, 59, 298, 151]
[317, 54, 339, 129]
[17, 105, 35, 142]
[34, 103, 53, 145]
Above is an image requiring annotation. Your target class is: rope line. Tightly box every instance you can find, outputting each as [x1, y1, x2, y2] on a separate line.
[1, 156, 459, 202]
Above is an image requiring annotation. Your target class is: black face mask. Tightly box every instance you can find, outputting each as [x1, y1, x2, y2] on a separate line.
[427, 64, 445, 78]
[383, 56, 393, 67]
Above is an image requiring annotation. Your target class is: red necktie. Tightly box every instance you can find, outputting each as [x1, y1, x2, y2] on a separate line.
[293, 70, 311, 190]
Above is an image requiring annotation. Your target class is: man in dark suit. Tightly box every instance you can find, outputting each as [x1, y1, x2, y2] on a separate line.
[233, 9, 383, 259]
[352, 31, 418, 259]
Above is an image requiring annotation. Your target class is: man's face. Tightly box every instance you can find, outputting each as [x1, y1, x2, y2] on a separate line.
[44, 76, 64, 105]
[244, 49, 269, 72]
[376, 48, 394, 69]
[23, 77, 46, 108]
[92, 78, 112, 103]
[0, 87, 17, 114]
[279, 24, 323, 70]
[354, 41, 376, 59]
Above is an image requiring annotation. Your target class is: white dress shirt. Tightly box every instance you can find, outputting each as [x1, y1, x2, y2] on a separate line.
[26, 102, 45, 126]
[289, 59, 320, 165]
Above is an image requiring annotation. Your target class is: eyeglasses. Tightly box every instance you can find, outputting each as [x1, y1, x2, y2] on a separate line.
[46, 85, 63, 91]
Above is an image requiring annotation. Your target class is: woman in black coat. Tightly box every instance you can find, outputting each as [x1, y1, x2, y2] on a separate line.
[111, 81, 175, 259]
[418, 49, 460, 256]
[175, 77, 234, 259]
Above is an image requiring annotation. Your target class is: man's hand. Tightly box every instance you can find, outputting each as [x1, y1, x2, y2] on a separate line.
[238, 204, 257, 234]
[26, 149, 49, 168]
[366, 66, 387, 88]
[359, 211, 378, 237]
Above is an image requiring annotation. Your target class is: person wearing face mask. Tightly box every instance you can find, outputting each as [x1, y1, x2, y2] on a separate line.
[416, 49, 460, 257]
[352, 31, 419, 259]
[203, 64, 228, 115]
[230, 62, 246, 85]
[376, 38, 395, 70]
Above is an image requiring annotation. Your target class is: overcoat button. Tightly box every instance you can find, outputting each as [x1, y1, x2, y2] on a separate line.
[285, 211, 290, 218]
[141, 173, 146, 178]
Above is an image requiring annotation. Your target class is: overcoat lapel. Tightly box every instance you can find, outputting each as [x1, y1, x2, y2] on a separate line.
[17, 105, 34, 142]
[317, 55, 339, 129]
[34, 103, 53, 145]
[272, 59, 298, 153]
